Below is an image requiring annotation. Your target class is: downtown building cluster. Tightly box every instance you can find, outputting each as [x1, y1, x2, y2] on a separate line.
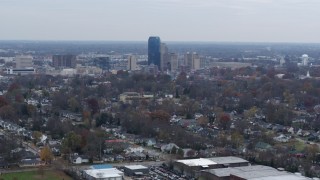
[147, 36, 204, 73]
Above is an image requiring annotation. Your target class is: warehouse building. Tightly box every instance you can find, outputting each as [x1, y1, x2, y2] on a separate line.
[173, 156, 249, 177]
[83, 168, 123, 180]
[123, 165, 149, 176]
[200, 165, 310, 180]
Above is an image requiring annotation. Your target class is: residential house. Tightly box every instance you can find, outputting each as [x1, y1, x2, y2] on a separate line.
[71, 155, 90, 164]
[145, 138, 156, 147]
[20, 159, 43, 167]
[273, 134, 291, 143]
[161, 143, 179, 153]
[114, 154, 125, 162]
[102, 155, 115, 162]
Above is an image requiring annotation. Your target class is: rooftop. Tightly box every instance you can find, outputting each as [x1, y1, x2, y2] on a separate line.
[124, 165, 148, 170]
[176, 158, 217, 167]
[232, 169, 310, 180]
[249, 174, 311, 180]
[208, 156, 249, 165]
[90, 164, 113, 169]
[203, 168, 243, 177]
[84, 168, 123, 178]
[202, 165, 273, 177]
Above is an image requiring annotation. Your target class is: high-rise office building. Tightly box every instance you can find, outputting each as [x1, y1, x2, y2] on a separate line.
[15, 55, 33, 69]
[184, 52, 192, 67]
[148, 36, 161, 69]
[192, 53, 201, 70]
[169, 53, 179, 72]
[160, 43, 170, 71]
[52, 55, 76, 68]
[184, 52, 200, 70]
[127, 55, 137, 71]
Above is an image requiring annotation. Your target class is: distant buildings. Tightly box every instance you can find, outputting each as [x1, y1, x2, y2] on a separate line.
[185, 52, 201, 70]
[279, 56, 286, 66]
[169, 53, 179, 72]
[93, 57, 110, 71]
[127, 55, 137, 71]
[6, 55, 35, 75]
[148, 36, 161, 69]
[301, 54, 309, 66]
[174, 156, 310, 179]
[15, 55, 33, 69]
[52, 55, 76, 68]
[160, 43, 169, 71]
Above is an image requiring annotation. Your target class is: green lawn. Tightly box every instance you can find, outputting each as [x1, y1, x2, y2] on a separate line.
[0, 170, 73, 180]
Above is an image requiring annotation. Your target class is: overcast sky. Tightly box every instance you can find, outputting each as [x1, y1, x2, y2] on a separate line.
[0, 0, 319, 42]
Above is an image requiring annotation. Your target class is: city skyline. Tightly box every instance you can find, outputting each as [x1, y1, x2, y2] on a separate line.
[0, 0, 319, 43]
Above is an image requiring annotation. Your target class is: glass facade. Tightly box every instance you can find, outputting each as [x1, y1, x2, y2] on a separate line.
[148, 36, 161, 69]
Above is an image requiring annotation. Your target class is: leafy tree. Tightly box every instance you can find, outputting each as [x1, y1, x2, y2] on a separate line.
[150, 110, 170, 122]
[87, 98, 100, 115]
[62, 131, 82, 153]
[96, 113, 114, 127]
[0, 105, 16, 121]
[304, 144, 319, 161]
[40, 146, 53, 164]
[197, 116, 209, 127]
[68, 97, 81, 112]
[33, 131, 42, 143]
[231, 132, 244, 148]
[0, 96, 9, 108]
[218, 113, 231, 130]
[244, 106, 258, 119]
[177, 148, 184, 158]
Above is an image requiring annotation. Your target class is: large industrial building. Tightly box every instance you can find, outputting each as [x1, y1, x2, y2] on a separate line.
[200, 165, 309, 180]
[123, 165, 149, 176]
[83, 168, 124, 180]
[173, 156, 249, 177]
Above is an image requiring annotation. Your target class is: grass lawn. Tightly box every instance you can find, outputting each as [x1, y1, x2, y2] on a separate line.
[0, 169, 73, 180]
[282, 139, 306, 151]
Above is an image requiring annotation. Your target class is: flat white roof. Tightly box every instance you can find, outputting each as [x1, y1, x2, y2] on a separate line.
[249, 174, 311, 180]
[202, 165, 306, 179]
[232, 169, 310, 180]
[203, 168, 243, 177]
[233, 165, 275, 171]
[177, 158, 217, 167]
[84, 168, 123, 178]
[208, 156, 249, 165]
[124, 165, 148, 170]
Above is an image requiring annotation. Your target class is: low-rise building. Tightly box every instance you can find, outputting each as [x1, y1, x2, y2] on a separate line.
[173, 156, 249, 178]
[123, 165, 149, 176]
[200, 165, 309, 180]
[84, 168, 123, 180]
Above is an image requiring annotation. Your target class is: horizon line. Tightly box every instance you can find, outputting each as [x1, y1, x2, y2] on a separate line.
[0, 39, 320, 45]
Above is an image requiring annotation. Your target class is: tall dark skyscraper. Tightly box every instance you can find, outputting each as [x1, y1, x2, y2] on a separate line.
[148, 36, 161, 69]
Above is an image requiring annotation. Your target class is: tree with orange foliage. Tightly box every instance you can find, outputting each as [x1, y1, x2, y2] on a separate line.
[40, 146, 53, 164]
[150, 110, 170, 122]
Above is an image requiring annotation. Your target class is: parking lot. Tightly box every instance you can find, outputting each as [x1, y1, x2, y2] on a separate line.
[148, 165, 189, 180]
